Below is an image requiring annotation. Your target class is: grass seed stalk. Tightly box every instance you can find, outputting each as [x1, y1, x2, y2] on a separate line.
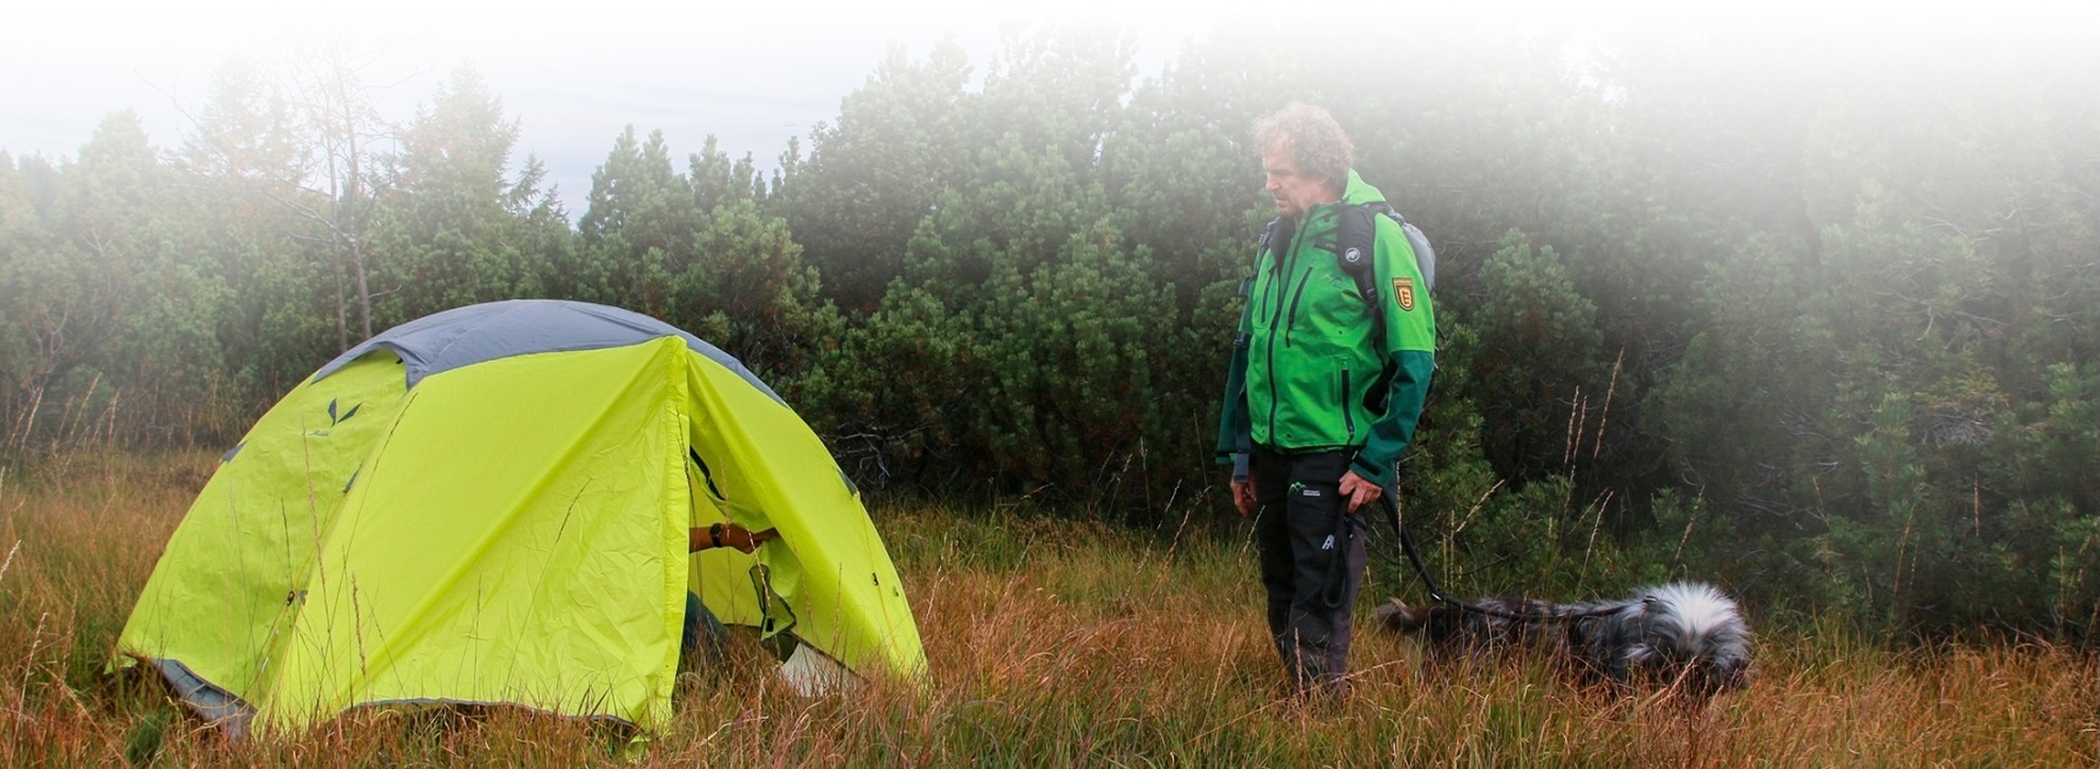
[0, 451, 2091, 766]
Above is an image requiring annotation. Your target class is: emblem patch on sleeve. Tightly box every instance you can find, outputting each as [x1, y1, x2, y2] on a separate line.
[1393, 277, 1416, 312]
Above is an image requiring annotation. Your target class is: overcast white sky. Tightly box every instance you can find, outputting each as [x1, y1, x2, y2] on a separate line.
[6, 1, 2097, 217]
[2, 0, 1214, 215]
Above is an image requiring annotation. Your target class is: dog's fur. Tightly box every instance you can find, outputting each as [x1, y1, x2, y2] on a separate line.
[1374, 582, 1752, 696]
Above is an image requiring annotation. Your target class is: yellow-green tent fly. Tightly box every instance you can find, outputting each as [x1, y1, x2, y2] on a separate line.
[115, 300, 926, 737]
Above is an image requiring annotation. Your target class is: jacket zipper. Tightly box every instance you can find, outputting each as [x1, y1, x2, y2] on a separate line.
[1282, 209, 1334, 348]
[1263, 220, 1306, 441]
[1282, 272, 1313, 348]
[1342, 365, 1355, 443]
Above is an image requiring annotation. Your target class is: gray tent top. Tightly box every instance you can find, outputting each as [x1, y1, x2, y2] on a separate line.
[311, 300, 781, 402]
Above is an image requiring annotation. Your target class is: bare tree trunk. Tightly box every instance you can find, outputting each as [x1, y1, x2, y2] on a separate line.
[333, 229, 349, 350]
[352, 236, 372, 340]
[271, 36, 393, 352]
[343, 120, 372, 341]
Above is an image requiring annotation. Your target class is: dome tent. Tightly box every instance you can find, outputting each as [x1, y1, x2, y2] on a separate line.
[115, 300, 925, 736]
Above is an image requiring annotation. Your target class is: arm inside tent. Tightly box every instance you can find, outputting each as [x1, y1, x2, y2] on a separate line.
[689, 522, 778, 554]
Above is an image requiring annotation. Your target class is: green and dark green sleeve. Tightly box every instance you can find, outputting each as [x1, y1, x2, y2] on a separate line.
[1351, 220, 1437, 487]
[1214, 279, 1255, 481]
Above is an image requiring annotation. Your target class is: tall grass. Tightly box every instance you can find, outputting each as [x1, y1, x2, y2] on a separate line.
[1, 452, 2093, 766]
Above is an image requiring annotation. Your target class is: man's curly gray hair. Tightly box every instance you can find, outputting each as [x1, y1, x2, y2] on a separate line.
[1253, 103, 1355, 191]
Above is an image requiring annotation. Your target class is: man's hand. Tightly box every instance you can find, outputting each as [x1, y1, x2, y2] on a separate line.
[1339, 470, 1382, 514]
[1232, 477, 1257, 517]
[721, 524, 779, 554]
[691, 523, 781, 554]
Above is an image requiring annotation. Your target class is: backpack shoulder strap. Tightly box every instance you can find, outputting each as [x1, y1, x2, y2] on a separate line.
[1257, 217, 1285, 262]
[1337, 201, 1436, 293]
[1336, 202, 1393, 413]
[1334, 203, 1385, 308]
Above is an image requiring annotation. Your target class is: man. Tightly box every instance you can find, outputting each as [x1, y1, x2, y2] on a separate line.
[1216, 103, 1437, 699]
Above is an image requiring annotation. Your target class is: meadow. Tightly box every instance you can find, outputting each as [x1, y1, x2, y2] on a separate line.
[2, 451, 2093, 766]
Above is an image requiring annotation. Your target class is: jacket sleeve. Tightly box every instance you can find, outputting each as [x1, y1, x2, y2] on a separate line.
[1350, 218, 1437, 487]
[1214, 277, 1255, 482]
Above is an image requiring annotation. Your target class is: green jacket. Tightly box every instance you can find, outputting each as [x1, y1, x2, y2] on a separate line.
[1215, 170, 1437, 488]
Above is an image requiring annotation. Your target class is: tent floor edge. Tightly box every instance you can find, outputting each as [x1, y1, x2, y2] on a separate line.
[144, 657, 256, 739]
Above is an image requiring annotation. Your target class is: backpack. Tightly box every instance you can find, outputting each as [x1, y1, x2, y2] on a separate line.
[1257, 201, 1437, 323]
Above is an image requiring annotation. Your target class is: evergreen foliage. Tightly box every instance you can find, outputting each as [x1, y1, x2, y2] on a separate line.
[1, 23, 2093, 642]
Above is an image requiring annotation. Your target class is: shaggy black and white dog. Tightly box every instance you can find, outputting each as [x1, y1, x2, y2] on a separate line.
[1374, 582, 1753, 696]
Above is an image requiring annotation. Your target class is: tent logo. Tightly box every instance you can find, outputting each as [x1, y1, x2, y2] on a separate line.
[311, 398, 364, 437]
[326, 399, 362, 425]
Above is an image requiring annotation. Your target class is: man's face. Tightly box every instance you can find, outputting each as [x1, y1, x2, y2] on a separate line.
[1262, 140, 1335, 218]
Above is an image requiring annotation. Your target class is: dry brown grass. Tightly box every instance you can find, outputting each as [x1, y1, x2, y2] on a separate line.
[2, 452, 2094, 766]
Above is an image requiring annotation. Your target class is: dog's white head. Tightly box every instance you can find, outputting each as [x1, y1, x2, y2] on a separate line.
[1625, 582, 1753, 693]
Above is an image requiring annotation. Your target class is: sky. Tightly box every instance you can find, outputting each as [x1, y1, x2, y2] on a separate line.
[7, 1, 2097, 218]
[2, 0, 1210, 216]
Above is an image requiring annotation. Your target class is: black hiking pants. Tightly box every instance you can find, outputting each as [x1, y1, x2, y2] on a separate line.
[1250, 446, 1368, 699]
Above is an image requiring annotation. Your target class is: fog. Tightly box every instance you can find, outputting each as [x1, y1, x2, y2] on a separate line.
[5, 1, 2099, 641]
[6, 1, 2095, 217]
[5, 0, 1201, 215]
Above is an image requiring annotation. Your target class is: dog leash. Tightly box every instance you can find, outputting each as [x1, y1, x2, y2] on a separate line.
[1381, 495, 1619, 623]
